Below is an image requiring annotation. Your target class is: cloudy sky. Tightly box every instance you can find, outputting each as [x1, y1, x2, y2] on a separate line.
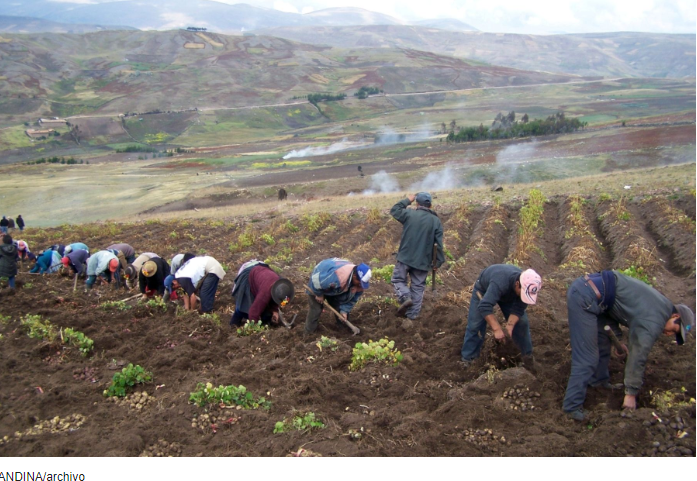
[48, 0, 696, 34]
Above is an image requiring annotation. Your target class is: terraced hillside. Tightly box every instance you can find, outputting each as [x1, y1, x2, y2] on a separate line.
[0, 191, 694, 456]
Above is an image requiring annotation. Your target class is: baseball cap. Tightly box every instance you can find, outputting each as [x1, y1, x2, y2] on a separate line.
[108, 258, 119, 272]
[519, 269, 542, 305]
[64, 245, 73, 254]
[61, 257, 70, 267]
[164, 275, 175, 291]
[415, 192, 432, 207]
[675, 304, 694, 346]
[141, 260, 157, 277]
[356, 263, 372, 289]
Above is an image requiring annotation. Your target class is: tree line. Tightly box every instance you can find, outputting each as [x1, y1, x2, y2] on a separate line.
[445, 112, 587, 143]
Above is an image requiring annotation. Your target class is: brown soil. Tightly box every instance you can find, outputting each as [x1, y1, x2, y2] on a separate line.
[0, 193, 694, 457]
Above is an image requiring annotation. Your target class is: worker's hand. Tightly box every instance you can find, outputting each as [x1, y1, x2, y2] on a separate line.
[493, 327, 506, 342]
[272, 311, 279, 324]
[315, 295, 324, 304]
[613, 343, 629, 359]
[622, 394, 637, 410]
[432, 266, 438, 272]
[407, 193, 416, 203]
[505, 324, 515, 339]
[340, 312, 348, 322]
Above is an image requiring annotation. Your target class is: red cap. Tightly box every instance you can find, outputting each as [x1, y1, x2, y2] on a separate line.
[61, 257, 70, 267]
[108, 258, 119, 272]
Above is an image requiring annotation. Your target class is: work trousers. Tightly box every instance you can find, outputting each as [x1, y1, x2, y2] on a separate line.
[304, 293, 345, 334]
[391, 261, 429, 319]
[198, 274, 220, 313]
[460, 288, 533, 361]
[562, 277, 612, 413]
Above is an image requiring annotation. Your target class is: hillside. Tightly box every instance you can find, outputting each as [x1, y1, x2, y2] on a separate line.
[252, 26, 696, 78]
[0, 15, 135, 34]
[0, 189, 694, 456]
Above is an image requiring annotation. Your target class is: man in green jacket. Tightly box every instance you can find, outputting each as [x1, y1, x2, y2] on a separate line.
[563, 270, 694, 421]
[390, 192, 444, 320]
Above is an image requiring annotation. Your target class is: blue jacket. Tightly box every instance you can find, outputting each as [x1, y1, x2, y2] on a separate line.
[308, 258, 364, 314]
[30, 250, 61, 274]
[66, 243, 89, 254]
[87, 250, 118, 277]
[66, 249, 90, 275]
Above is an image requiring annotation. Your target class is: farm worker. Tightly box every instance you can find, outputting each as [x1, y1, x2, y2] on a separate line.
[64, 242, 89, 255]
[0, 234, 18, 292]
[85, 250, 120, 289]
[15, 240, 32, 261]
[460, 265, 542, 368]
[30, 248, 62, 274]
[0, 216, 8, 234]
[106, 243, 136, 266]
[230, 260, 294, 326]
[124, 252, 160, 290]
[304, 258, 371, 334]
[62, 249, 90, 277]
[562, 271, 694, 421]
[170, 252, 195, 275]
[49, 244, 66, 256]
[16, 215, 25, 232]
[167, 256, 226, 313]
[7, 218, 15, 231]
[139, 258, 171, 298]
[390, 192, 445, 320]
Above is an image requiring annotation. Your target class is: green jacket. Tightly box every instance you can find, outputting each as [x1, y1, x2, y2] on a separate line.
[390, 198, 445, 272]
[605, 271, 675, 396]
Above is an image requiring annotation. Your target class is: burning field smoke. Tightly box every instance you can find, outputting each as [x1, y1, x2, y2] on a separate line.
[493, 141, 539, 184]
[283, 138, 369, 159]
[409, 166, 461, 191]
[360, 170, 401, 195]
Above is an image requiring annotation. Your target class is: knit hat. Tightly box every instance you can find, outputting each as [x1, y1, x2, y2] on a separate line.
[415, 192, 432, 207]
[519, 269, 542, 305]
[141, 260, 157, 277]
[108, 258, 119, 272]
[356, 263, 372, 289]
[675, 304, 694, 346]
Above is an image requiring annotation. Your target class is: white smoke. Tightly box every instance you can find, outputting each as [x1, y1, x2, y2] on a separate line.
[410, 165, 461, 191]
[283, 138, 369, 159]
[361, 170, 400, 196]
[493, 141, 538, 184]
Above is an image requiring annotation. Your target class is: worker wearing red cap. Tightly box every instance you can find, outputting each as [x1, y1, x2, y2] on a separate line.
[85, 250, 120, 289]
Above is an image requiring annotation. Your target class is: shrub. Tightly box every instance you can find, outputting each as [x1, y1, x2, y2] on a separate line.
[349, 338, 403, 371]
[236, 320, 269, 336]
[302, 213, 330, 233]
[274, 412, 325, 434]
[371, 265, 395, 282]
[260, 233, 275, 246]
[284, 220, 299, 233]
[103, 364, 153, 397]
[189, 382, 270, 409]
[62, 328, 94, 356]
[20, 314, 57, 342]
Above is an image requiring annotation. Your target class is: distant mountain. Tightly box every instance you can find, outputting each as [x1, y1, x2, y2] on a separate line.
[252, 25, 696, 78]
[0, 15, 135, 34]
[411, 18, 478, 32]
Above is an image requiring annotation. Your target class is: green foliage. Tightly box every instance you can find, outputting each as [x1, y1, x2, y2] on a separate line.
[354, 86, 382, 99]
[349, 338, 403, 371]
[237, 229, 257, 248]
[62, 328, 94, 356]
[100, 300, 131, 311]
[307, 93, 346, 104]
[0, 314, 12, 325]
[316, 336, 339, 352]
[598, 193, 612, 202]
[236, 320, 269, 337]
[200, 313, 221, 327]
[284, 220, 299, 233]
[260, 233, 275, 246]
[273, 412, 325, 434]
[447, 111, 586, 143]
[371, 265, 395, 282]
[443, 247, 455, 261]
[144, 297, 168, 311]
[103, 364, 153, 398]
[302, 213, 331, 233]
[20, 314, 57, 342]
[115, 145, 158, 153]
[189, 382, 270, 409]
[650, 387, 695, 411]
[619, 265, 652, 285]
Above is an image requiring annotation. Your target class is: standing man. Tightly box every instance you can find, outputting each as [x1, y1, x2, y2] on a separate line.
[85, 250, 120, 289]
[0, 216, 8, 234]
[16, 215, 25, 232]
[562, 270, 694, 421]
[139, 258, 171, 298]
[167, 256, 226, 313]
[7, 217, 15, 231]
[390, 192, 445, 320]
[460, 265, 542, 367]
[230, 260, 294, 326]
[304, 258, 371, 335]
[0, 234, 18, 293]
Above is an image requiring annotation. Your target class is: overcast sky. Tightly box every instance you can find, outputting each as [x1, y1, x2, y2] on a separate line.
[49, 0, 697, 34]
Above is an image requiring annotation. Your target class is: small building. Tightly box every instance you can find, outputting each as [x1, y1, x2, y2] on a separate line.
[26, 129, 55, 138]
[39, 118, 67, 125]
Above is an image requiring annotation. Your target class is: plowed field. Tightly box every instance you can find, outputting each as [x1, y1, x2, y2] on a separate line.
[0, 192, 694, 457]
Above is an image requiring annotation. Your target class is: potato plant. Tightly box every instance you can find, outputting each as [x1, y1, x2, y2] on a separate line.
[620, 265, 652, 285]
[349, 338, 403, 371]
[20, 314, 57, 342]
[273, 412, 325, 434]
[371, 265, 394, 283]
[189, 382, 270, 409]
[100, 300, 131, 311]
[236, 320, 269, 337]
[316, 336, 338, 352]
[62, 328, 94, 356]
[104, 364, 153, 398]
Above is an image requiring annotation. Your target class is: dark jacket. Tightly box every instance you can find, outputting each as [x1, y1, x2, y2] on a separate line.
[475, 264, 528, 319]
[16, 216, 24, 229]
[50, 244, 66, 256]
[391, 198, 445, 271]
[0, 242, 18, 278]
[107, 243, 135, 259]
[138, 257, 170, 295]
[0, 218, 8, 228]
[7, 218, 15, 228]
[231, 265, 280, 321]
[66, 249, 90, 275]
[603, 271, 676, 396]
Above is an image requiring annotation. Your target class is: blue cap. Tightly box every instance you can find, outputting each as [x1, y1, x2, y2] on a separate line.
[164, 275, 175, 291]
[356, 263, 372, 289]
[415, 192, 432, 207]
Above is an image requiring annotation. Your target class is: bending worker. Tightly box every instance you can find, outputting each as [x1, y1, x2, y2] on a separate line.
[562, 270, 694, 421]
[460, 264, 542, 368]
[106, 243, 136, 266]
[85, 250, 120, 289]
[304, 258, 371, 335]
[139, 258, 171, 298]
[124, 252, 160, 290]
[30, 248, 62, 274]
[62, 248, 90, 277]
[64, 242, 89, 255]
[166, 256, 225, 313]
[230, 260, 294, 326]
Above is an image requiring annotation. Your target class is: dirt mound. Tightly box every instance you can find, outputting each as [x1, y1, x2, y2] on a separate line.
[0, 192, 694, 456]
